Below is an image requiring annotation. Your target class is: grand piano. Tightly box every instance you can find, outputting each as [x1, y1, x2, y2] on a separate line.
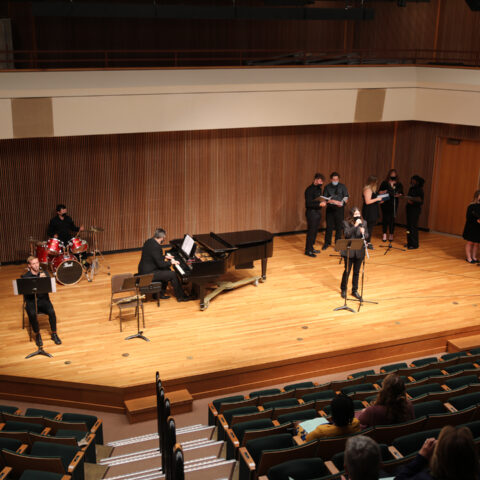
[170, 230, 273, 310]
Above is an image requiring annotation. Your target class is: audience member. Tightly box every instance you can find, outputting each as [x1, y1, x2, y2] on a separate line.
[394, 425, 479, 480]
[358, 374, 414, 427]
[344, 435, 381, 480]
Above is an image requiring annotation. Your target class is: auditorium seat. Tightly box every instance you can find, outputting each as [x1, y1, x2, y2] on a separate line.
[444, 362, 479, 375]
[0, 406, 20, 416]
[209, 396, 258, 426]
[284, 382, 315, 391]
[348, 370, 375, 379]
[391, 429, 441, 457]
[410, 357, 437, 368]
[302, 390, 335, 404]
[24, 408, 60, 420]
[227, 421, 291, 460]
[316, 429, 373, 460]
[447, 392, 480, 411]
[370, 417, 427, 444]
[262, 399, 299, 410]
[250, 389, 282, 398]
[59, 414, 103, 445]
[331, 443, 393, 474]
[469, 348, 480, 355]
[1, 441, 84, 480]
[276, 409, 317, 424]
[218, 408, 272, 440]
[341, 382, 377, 396]
[272, 402, 315, 421]
[226, 418, 276, 459]
[406, 382, 444, 399]
[322, 400, 366, 416]
[444, 374, 480, 390]
[239, 434, 318, 480]
[0, 430, 30, 445]
[380, 362, 408, 373]
[1, 421, 45, 435]
[409, 369, 444, 382]
[461, 420, 480, 439]
[347, 389, 381, 402]
[410, 386, 468, 405]
[441, 351, 468, 361]
[256, 391, 296, 405]
[266, 457, 334, 480]
[423, 406, 476, 430]
[413, 400, 448, 417]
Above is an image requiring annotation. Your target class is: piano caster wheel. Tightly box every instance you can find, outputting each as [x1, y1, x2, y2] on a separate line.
[200, 302, 209, 311]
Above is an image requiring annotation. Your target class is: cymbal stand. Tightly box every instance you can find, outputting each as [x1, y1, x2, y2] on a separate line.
[87, 230, 110, 281]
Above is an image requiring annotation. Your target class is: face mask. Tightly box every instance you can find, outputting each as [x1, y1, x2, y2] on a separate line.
[353, 216, 361, 221]
[332, 181, 339, 186]
[390, 176, 397, 180]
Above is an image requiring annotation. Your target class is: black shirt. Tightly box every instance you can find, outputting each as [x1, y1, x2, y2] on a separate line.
[323, 182, 349, 205]
[21, 269, 52, 302]
[304, 183, 324, 211]
[379, 180, 404, 210]
[138, 238, 171, 274]
[47, 214, 80, 245]
[406, 185, 424, 209]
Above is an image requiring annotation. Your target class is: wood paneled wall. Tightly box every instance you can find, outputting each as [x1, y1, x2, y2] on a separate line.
[6, 1, 480, 62]
[1, 120, 480, 263]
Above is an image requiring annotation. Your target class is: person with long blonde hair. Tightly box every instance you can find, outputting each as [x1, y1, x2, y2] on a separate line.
[362, 175, 383, 249]
[463, 189, 480, 264]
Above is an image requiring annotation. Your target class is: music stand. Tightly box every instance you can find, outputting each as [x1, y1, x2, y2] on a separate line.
[14, 276, 55, 359]
[122, 274, 153, 342]
[333, 239, 363, 314]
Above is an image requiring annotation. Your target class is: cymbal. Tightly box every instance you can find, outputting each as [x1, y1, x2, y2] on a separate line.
[84, 226, 104, 233]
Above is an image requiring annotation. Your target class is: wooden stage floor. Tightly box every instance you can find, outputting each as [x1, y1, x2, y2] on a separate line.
[0, 229, 479, 416]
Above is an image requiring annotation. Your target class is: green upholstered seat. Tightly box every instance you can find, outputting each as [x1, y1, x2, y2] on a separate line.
[413, 400, 447, 418]
[380, 362, 408, 372]
[0, 405, 19, 414]
[0, 437, 22, 451]
[223, 406, 260, 425]
[449, 392, 480, 410]
[250, 389, 282, 398]
[410, 369, 443, 381]
[341, 383, 375, 395]
[392, 428, 441, 456]
[302, 390, 335, 403]
[284, 382, 315, 391]
[263, 399, 299, 410]
[277, 409, 317, 424]
[444, 375, 479, 390]
[19, 471, 66, 480]
[461, 420, 480, 439]
[407, 383, 443, 398]
[61, 413, 103, 445]
[245, 433, 294, 465]
[25, 408, 59, 419]
[349, 370, 375, 379]
[267, 457, 330, 480]
[444, 362, 476, 374]
[441, 351, 468, 361]
[411, 357, 437, 367]
[3, 421, 45, 434]
[212, 395, 245, 410]
[232, 419, 275, 444]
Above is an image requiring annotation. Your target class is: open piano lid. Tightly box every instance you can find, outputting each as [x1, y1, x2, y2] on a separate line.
[194, 230, 272, 253]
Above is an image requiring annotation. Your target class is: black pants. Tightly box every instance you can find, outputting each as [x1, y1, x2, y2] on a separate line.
[365, 218, 376, 244]
[406, 206, 421, 248]
[340, 256, 363, 293]
[325, 206, 344, 246]
[381, 207, 396, 235]
[25, 297, 57, 333]
[305, 209, 322, 252]
[151, 269, 185, 299]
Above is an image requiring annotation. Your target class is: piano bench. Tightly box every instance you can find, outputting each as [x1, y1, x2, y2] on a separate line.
[139, 282, 163, 307]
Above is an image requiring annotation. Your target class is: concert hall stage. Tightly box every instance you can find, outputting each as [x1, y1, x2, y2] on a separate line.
[1, 230, 479, 422]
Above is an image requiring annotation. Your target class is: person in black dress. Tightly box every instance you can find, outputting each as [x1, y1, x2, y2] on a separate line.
[138, 228, 192, 302]
[340, 207, 368, 300]
[47, 204, 84, 247]
[379, 169, 404, 242]
[463, 189, 480, 264]
[304, 173, 327, 257]
[22, 256, 62, 347]
[362, 175, 383, 250]
[322, 172, 349, 250]
[406, 175, 425, 250]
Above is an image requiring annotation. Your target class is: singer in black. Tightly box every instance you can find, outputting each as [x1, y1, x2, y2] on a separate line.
[340, 207, 368, 300]
[47, 204, 84, 246]
[406, 175, 425, 250]
[22, 256, 62, 347]
[304, 173, 327, 258]
[138, 228, 192, 302]
[322, 172, 349, 250]
[463, 189, 480, 264]
[379, 169, 404, 242]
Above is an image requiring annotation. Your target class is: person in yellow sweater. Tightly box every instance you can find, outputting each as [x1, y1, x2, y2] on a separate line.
[303, 394, 361, 442]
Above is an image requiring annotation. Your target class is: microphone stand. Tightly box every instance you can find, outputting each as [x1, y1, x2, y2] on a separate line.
[380, 183, 405, 255]
[350, 230, 378, 312]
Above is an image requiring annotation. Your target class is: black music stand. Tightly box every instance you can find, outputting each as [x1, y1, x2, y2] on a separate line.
[333, 239, 363, 314]
[122, 274, 153, 342]
[14, 277, 55, 359]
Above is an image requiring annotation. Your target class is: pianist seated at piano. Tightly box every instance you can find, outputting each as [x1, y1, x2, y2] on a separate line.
[138, 228, 193, 302]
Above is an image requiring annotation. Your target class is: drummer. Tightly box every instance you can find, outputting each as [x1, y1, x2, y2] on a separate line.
[47, 204, 84, 247]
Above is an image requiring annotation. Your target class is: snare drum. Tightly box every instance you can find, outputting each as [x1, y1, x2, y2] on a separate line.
[46, 237, 64, 256]
[52, 253, 83, 285]
[36, 242, 49, 264]
[68, 237, 88, 254]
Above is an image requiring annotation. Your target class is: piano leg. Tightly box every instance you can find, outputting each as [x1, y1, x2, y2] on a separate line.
[261, 258, 267, 281]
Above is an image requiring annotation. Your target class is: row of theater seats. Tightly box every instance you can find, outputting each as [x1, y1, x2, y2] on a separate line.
[0, 405, 103, 480]
[207, 348, 480, 480]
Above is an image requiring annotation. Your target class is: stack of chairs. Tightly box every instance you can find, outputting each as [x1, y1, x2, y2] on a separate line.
[0, 404, 104, 480]
[208, 349, 480, 480]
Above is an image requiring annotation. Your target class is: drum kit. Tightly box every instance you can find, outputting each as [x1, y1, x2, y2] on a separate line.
[30, 227, 109, 285]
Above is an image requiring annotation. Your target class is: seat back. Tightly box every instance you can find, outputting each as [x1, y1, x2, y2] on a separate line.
[444, 375, 479, 390]
[262, 398, 299, 410]
[423, 406, 476, 430]
[370, 416, 427, 445]
[406, 383, 443, 398]
[302, 390, 335, 404]
[1, 448, 65, 476]
[449, 392, 480, 411]
[272, 401, 315, 420]
[232, 419, 275, 444]
[24, 408, 59, 420]
[242, 423, 292, 447]
[413, 400, 447, 418]
[393, 428, 441, 456]
[257, 391, 296, 406]
[219, 397, 257, 414]
[256, 440, 319, 477]
[266, 456, 328, 480]
[284, 382, 315, 392]
[245, 433, 294, 465]
[3, 421, 45, 434]
[277, 409, 317, 425]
